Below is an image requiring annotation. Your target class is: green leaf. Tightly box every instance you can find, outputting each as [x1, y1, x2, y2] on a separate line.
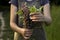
[17, 10, 23, 16]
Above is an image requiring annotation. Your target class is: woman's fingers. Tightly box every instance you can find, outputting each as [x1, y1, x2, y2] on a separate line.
[30, 13, 44, 21]
[24, 29, 32, 36]
[24, 29, 33, 39]
[30, 15, 44, 20]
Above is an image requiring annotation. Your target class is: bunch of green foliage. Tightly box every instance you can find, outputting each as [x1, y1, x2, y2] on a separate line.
[17, 5, 43, 15]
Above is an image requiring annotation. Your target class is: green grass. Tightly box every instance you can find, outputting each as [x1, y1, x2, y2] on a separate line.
[45, 5, 60, 40]
[4, 11, 14, 40]
[0, 19, 2, 26]
[1, 10, 14, 40]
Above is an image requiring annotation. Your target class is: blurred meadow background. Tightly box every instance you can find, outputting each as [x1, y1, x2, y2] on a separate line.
[0, 0, 60, 40]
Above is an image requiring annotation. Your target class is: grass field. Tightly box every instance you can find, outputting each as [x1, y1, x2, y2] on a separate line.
[45, 5, 60, 40]
[0, 5, 60, 40]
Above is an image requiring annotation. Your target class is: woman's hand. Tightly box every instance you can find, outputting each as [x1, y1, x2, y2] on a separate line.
[30, 12, 44, 22]
[20, 28, 32, 39]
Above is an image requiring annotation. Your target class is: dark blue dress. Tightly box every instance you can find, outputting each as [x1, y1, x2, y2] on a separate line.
[10, 0, 49, 40]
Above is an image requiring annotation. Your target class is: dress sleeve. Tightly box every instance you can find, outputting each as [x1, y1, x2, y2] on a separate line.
[41, 0, 50, 6]
[9, 0, 18, 7]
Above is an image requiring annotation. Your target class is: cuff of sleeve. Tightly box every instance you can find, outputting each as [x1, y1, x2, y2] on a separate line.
[8, 1, 18, 7]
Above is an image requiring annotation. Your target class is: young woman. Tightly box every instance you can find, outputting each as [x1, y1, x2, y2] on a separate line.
[10, 0, 52, 40]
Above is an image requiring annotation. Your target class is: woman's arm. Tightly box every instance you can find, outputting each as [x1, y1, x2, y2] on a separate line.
[43, 3, 52, 25]
[10, 4, 32, 39]
[10, 4, 24, 33]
